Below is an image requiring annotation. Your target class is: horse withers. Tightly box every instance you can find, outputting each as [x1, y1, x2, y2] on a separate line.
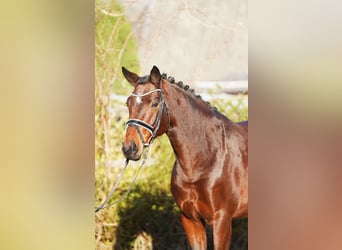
[122, 66, 248, 249]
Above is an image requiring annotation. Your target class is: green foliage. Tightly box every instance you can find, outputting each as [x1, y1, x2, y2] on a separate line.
[95, 0, 140, 97]
[211, 94, 248, 122]
[95, 0, 140, 166]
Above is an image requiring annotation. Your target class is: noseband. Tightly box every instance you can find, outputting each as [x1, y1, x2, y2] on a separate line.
[126, 85, 170, 147]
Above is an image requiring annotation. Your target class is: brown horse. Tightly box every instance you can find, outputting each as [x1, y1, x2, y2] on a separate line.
[122, 66, 248, 249]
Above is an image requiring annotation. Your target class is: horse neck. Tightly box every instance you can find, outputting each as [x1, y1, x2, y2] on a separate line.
[163, 81, 226, 167]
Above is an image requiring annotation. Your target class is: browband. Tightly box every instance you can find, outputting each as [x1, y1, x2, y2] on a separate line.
[130, 89, 162, 97]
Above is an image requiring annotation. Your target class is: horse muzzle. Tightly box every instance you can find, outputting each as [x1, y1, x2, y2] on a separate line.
[122, 141, 142, 161]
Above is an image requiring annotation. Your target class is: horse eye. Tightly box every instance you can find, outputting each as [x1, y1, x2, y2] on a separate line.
[151, 102, 159, 107]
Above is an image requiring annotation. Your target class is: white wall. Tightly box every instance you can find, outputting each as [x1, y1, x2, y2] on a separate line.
[119, 0, 248, 84]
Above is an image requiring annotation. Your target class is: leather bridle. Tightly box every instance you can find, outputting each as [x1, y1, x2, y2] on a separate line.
[125, 80, 170, 147]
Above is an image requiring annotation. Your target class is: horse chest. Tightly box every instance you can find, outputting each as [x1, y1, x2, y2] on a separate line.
[171, 180, 213, 224]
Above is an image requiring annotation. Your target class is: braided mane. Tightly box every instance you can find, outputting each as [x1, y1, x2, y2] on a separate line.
[161, 73, 217, 111]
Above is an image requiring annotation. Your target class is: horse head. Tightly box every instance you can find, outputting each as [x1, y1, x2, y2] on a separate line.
[121, 66, 170, 160]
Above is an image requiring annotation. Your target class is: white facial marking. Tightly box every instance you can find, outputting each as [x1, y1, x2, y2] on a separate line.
[136, 96, 142, 104]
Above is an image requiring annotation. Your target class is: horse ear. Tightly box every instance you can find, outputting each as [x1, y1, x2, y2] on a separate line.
[122, 67, 139, 86]
[150, 65, 161, 86]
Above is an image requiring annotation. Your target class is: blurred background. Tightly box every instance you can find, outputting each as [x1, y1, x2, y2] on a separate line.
[95, 0, 248, 249]
[119, 0, 247, 83]
[2, 0, 342, 249]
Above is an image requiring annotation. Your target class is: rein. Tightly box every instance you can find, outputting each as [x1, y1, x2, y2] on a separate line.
[95, 79, 170, 213]
[95, 147, 149, 213]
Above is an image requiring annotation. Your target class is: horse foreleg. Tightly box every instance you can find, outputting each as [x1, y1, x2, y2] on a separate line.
[181, 213, 207, 250]
[213, 210, 232, 250]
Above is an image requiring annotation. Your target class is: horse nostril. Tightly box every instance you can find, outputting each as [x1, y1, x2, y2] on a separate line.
[122, 143, 128, 154]
[130, 142, 137, 154]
